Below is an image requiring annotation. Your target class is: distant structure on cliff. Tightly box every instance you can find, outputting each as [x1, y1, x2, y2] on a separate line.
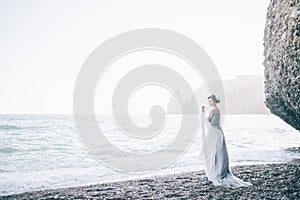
[263, 0, 300, 131]
[167, 75, 270, 114]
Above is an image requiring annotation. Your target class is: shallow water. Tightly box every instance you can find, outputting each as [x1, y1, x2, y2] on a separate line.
[0, 114, 299, 196]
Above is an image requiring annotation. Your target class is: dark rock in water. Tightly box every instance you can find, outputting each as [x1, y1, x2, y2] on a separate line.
[263, 0, 300, 131]
[285, 146, 300, 153]
[290, 158, 300, 164]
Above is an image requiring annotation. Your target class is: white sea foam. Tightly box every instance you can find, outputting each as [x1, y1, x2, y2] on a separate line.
[0, 114, 299, 196]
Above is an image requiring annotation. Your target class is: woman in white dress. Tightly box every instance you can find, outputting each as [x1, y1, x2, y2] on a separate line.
[199, 94, 252, 187]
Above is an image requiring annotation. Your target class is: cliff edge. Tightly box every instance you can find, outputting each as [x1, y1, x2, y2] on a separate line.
[263, 0, 300, 130]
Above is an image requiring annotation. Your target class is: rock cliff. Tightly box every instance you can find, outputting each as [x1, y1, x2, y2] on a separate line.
[167, 75, 270, 114]
[263, 0, 300, 130]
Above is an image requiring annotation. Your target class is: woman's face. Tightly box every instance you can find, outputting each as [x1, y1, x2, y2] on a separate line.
[208, 98, 215, 106]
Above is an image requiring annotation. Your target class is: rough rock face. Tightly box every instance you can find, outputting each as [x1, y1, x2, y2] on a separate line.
[263, 0, 300, 131]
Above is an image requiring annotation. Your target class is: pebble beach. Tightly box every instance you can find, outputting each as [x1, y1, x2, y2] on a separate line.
[1, 160, 299, 200]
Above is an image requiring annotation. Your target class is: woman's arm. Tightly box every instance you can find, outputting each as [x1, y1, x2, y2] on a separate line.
[207, 109, 213, 122]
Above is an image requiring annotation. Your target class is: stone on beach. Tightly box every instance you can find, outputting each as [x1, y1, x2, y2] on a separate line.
[2, 162, 299, 199]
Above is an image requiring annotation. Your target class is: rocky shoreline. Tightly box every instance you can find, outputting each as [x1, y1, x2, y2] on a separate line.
[1, 161, 299, 200]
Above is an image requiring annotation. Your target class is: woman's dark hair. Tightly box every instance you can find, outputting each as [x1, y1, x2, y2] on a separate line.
[208, 94, 220, 103]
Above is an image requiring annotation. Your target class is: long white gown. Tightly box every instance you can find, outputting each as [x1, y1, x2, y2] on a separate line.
[199, 108, 252, 187]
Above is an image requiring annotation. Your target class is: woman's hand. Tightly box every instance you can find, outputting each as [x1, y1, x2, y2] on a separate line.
[202, 106, 205, 112]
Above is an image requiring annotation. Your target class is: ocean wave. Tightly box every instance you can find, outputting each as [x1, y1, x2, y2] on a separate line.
[0, 125, 43, 131]
[284, 147, 300, 153]
[0, 114, 300, 195]
[0, 147, 19, 153]
[0, 125, 23, 130]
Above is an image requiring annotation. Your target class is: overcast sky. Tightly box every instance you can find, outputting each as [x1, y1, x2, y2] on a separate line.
[0, 0, 270, 114]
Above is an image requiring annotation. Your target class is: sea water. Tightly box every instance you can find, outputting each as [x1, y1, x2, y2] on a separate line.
[0, 114, 299, 196]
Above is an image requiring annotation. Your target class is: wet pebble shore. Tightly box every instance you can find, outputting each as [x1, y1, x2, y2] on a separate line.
[2, 161, 299, 199]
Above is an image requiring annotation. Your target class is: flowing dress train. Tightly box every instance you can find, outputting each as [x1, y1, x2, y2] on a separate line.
[199, 108, 252, 187]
